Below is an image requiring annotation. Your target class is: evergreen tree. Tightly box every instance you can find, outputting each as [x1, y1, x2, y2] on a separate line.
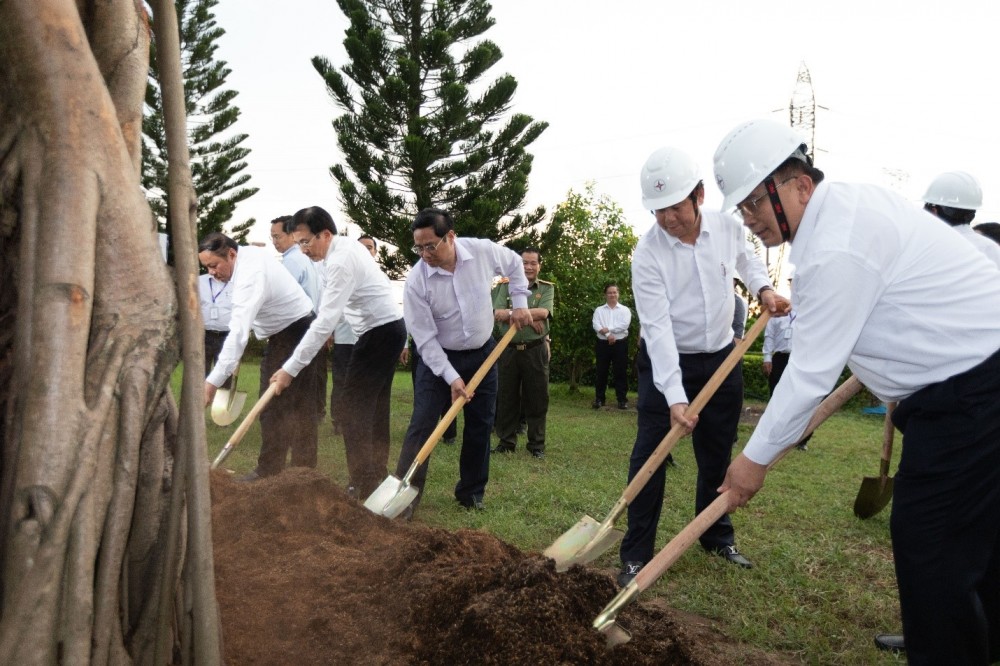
[142, 0, 257, 257]
[313, 0, 549, 278]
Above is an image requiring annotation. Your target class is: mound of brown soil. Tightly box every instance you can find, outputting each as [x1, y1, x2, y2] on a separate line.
[211, 469, 795, 665]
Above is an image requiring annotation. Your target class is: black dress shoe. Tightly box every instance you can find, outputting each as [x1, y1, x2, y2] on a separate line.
[592, 399, 604, 409]
[665, 453, 677, 468]
[491, 444, 515, 454]
[710, 545, 753, 569]
[530, 450, 545, 459]
[874, 633, 905, 652]
[457, 496, 485, 511]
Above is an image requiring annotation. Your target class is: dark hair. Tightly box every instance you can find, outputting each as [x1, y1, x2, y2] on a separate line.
[359, 234, 377, 250]
[925, 203, 976, 226]
[198, 232, 238, 256]
[269, 215, 295, 233]
[974, 222, 1000, 246]
[521, 246, 542, 261]
[604, 282, 618, 294]
[774, 156, 825, 186]
[411, 207, 453, 237]
[292, 206, 338, 235]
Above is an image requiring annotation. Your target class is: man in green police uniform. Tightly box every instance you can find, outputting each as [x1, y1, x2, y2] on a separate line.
[491, 247, 554, 459]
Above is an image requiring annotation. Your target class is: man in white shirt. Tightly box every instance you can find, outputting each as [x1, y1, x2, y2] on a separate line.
[394, 207, 531, 517]
[617, 146, 787, 589]
[270, 215, 322, 307]
[922, 170, 1000, 269]
[198, 272, 233, 383]
[270, 206, 406, 500]
[714, 119, 1000, 663]
[199, 233, 323, 480]
[592, 284, 632, 409]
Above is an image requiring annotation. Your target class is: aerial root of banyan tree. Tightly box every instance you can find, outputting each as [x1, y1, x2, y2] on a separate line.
[0, 2, 221, 664]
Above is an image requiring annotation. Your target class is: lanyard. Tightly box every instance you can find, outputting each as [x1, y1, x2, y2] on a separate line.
[209, 278, 228, 303]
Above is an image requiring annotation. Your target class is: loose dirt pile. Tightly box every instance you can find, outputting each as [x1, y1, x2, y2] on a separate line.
[211, 469, 796, 665]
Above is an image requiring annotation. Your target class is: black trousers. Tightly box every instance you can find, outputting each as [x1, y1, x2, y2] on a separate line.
[396, 339, 498, 503]
[340, 318, 407, 498]
[204, 329, 232, 390]
[329, 342, 354, 430]
[621, 341, 742, 564]
[890, 347, 1000, 665]
[595, 338, 628, 403]
[495, 341, 549, 453]
[256, 314, 322, 476]
[409, 342, 457, 441]
[767, 351, 789, 395]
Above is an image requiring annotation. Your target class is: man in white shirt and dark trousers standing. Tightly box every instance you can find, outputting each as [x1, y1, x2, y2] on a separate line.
[618, 146, 787, 589]
[592, 284, 632, 409]
[394, 208, 531, 518]
[714, 119, 1000, 664]
[199, 233, 323, 480]
[198, 272, 233, 387]
[270, 206, 406, 500]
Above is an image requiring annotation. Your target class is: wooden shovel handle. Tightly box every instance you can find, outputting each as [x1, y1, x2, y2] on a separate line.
[227, 383, 278, 447]
[879, 402, 897, 478]
[410, 325, 518, 468]
[621, 311, 772, 504]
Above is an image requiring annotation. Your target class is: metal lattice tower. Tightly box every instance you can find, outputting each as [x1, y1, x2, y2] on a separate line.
[789, 61, 816, 162]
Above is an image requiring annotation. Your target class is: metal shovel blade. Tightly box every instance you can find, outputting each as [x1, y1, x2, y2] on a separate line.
[853, 476, 894, 519]
[210, 388, 247, 426]
[363, 475, 418, 519]
[543, 515, 624, 572]
[596, 620, 632, 648]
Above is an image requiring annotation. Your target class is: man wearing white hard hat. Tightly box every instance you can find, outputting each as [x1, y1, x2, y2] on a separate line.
[714, 119, 1000, 663]
[616, 146, 787, 589]
[922, 170, 1000, 269]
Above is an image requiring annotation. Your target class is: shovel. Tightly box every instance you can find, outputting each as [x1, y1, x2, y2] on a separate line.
[853, 401, 896, 519]
[210, 362, 248, 426]
[544, 311, 772, 572]
[594, 374, 864, 646]
[210, 383, 279, 470]
[364, 325, 518, 518]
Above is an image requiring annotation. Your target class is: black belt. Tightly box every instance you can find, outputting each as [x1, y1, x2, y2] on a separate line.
[205, 329, 228, 338]
[772, 351, 790, 357]
[512, 338, 545, 352]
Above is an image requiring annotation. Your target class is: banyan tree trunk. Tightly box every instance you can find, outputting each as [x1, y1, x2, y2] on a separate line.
[0, 1, 221, 663]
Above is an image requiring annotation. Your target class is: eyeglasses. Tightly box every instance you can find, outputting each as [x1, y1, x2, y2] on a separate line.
[735, 176, 797, 217]
[411, 236, 447, 255]
[296, 235, 318, 248]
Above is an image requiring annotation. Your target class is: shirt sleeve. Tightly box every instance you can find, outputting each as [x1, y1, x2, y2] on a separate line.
[632, 251, 687, 405]
[497, 245, 530, 308]
[611, 307, 631, 337]
[206, 260, 267, 387]
[762, 318, 777, 361]
[593, 307, 603, 334]
[404, 274, 460, 385]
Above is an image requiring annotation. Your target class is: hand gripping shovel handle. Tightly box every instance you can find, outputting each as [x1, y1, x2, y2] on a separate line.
[620, 310, 772, 506]
[404, 325, 518, 477]
[210, 383, 279, 469]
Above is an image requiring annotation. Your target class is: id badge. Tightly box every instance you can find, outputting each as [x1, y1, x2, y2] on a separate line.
[784, 328, 792, 340]
[210, 306, 219, 321]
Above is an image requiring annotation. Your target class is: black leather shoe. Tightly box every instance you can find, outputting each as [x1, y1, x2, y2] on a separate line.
[795, 442, 808, 451]
[617, 561, 644, 588]
[874, 633, 905, 652]
[530, 450, 545, 459]
[710, 545, 753, 569]
[457, 496, 485, 511]
[592, 399, 604, 409]
[491, 444, 514, 454]
[665, 453, 677, 468]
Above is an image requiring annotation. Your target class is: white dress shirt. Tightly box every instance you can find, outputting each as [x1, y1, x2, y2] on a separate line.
[198, 274, 233, 332]
[281, 244, 323, 309]
[954, 223, 1000, 270]
[632, 211, 772, 406]
[745, 181, 1000, 465]
[207, 246, 315, 387]
[762, 309, 795, 360]
[404, 237, 529, 386]
[283, 236, 400, 377]
[592, 303, 632, 340]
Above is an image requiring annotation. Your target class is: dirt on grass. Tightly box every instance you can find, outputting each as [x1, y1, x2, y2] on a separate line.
[211, 468, 798, 665]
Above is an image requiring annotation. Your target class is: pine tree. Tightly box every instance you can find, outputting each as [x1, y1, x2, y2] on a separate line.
[313, 0, 549, 278]
[142, 0, 257, 257]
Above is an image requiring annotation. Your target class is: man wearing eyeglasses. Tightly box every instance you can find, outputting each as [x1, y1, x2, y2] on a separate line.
[199, 232, 324, 481]
[617, 146, 787, 589]
[714, 119, 1000, 663]
[270, 206, 406, 500]
[394, 207, 532, 517]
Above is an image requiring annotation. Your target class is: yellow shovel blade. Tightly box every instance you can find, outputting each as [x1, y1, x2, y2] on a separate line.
[543, 515, 624, 572]
[210, 388, 247, 426]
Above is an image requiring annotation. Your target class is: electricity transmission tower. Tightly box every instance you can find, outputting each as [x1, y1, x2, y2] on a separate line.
[789, 61, 817, 162]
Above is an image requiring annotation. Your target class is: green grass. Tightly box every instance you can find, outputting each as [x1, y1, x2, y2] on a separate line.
[186, 365, 905, 665]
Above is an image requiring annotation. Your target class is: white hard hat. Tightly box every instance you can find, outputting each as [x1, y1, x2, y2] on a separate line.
[713, 119, 809, 210]
[640, 147, 701, 210]
[922, 171, 983, 210]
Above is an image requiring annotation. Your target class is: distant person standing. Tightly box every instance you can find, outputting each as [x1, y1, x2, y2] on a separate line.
[491, 247, 554, 459]
[922, 171, 1000, 269]
[732, 280, 748, 342]
[270, 215, 322, 307]
[198, 272, 233, 383]
[592, 283, 632, 409]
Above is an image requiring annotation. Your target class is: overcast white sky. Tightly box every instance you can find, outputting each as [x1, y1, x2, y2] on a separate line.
[212, 0, 1000, 248]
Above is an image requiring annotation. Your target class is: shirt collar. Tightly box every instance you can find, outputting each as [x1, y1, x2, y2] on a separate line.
[424, 237, 468, 276]
[788, 180, 829, 267]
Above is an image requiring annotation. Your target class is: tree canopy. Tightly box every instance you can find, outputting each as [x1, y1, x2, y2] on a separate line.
[313, 0, 548, 278]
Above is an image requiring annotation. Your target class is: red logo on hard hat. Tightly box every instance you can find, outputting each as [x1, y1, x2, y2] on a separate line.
[654, 179, 665, 192]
